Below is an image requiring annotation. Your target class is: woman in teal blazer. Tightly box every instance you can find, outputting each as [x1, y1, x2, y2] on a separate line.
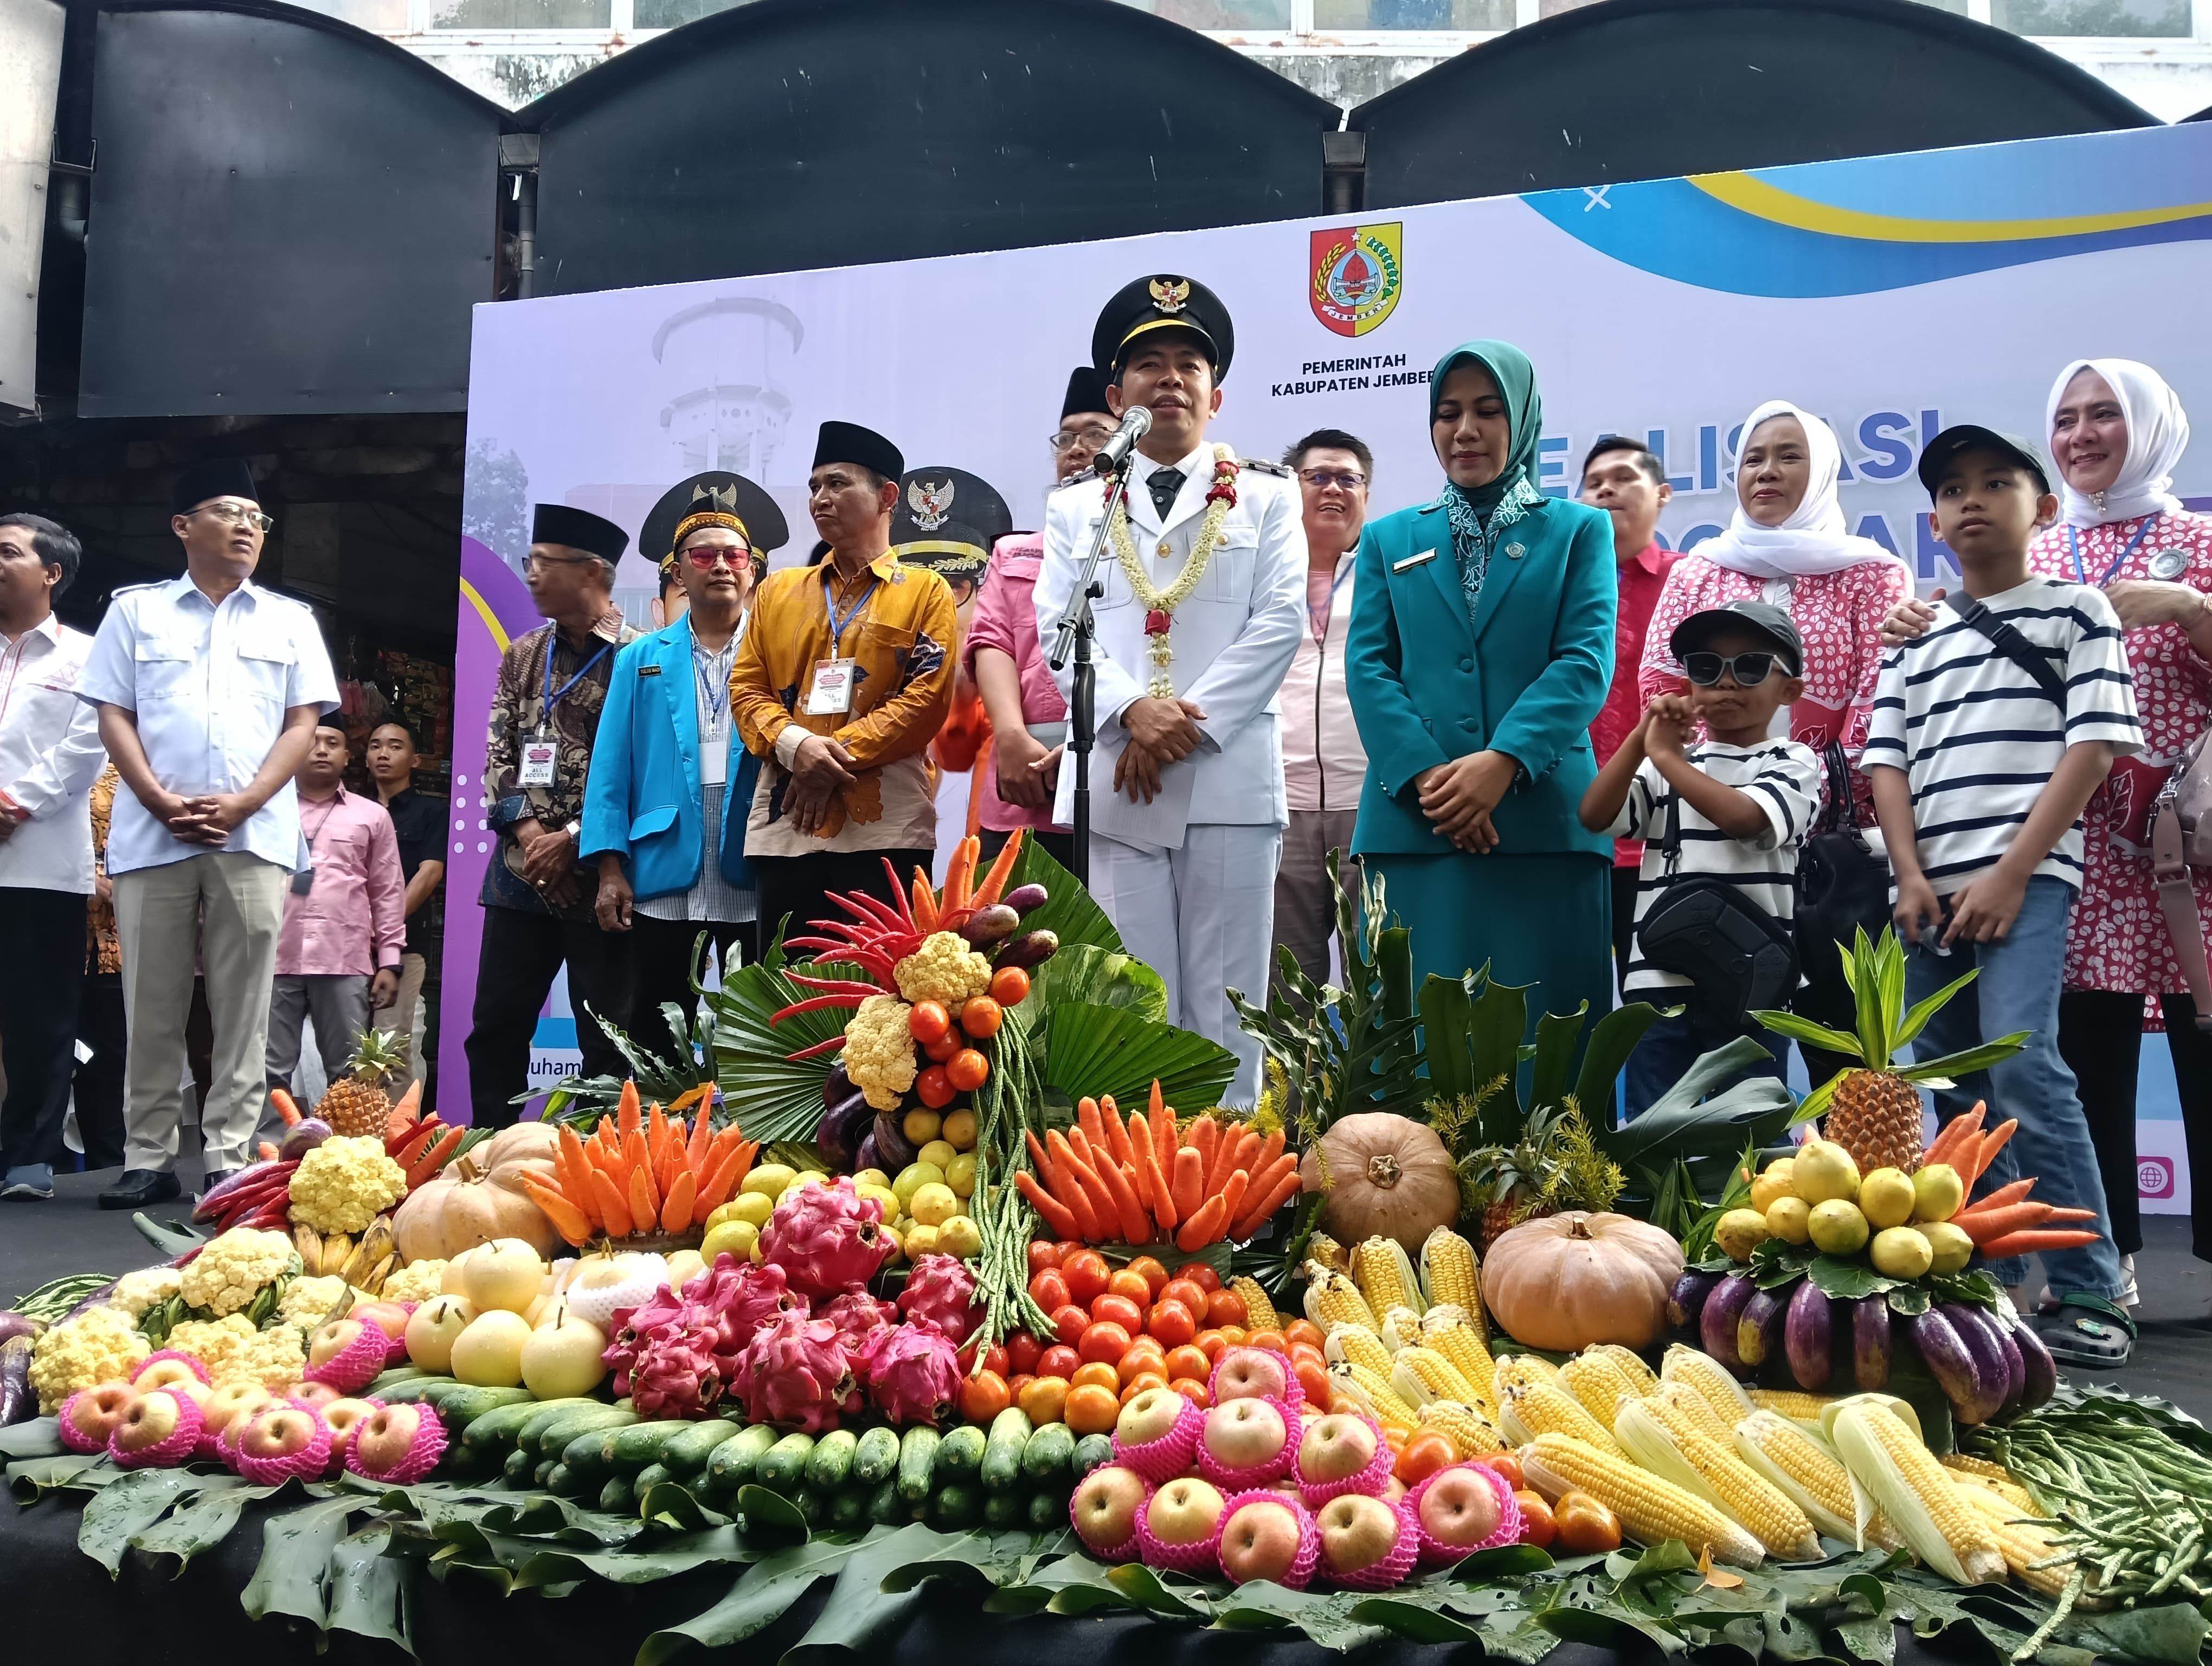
[1346, 339, 1617, 1027]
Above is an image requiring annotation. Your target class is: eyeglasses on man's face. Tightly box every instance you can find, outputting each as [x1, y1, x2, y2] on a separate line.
[684, 544, 754, 571]
[1051, 426, 1117, 454]
[1299, 469, 1367, 491]
[194, 501, 273, 533]
[523, 550, 599, 573]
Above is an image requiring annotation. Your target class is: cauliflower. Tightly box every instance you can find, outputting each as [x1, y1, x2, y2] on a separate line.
[843, 994, 918, 1111]
[287, 1136, 408, 1234]
[29, 1307, 150, 1413]
[166, 1315, 259, 1380]
[215, 1325, 306, 1391]
[106, 1266, 184, 1320]
[181, 1227, 297, 1316]
[893, 932, 993, 1008]
[381, 1259, 447, 1303]
[276, 1275, 350, 1328]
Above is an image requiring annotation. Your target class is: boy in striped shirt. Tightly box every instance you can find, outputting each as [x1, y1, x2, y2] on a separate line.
[1864, 425, 2135, 1364]
[1581, 599, 1823, 1115]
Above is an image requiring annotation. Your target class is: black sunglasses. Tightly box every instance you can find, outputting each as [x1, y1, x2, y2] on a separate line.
[1683, 650, 1789, 687]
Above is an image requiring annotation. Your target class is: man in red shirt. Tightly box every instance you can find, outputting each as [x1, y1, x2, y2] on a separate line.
[1581, 438, 1677, 1001]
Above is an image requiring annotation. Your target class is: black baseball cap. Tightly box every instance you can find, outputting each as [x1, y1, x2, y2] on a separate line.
[1917, 425, 2051, 497]
[1670, 599, 1804, 676]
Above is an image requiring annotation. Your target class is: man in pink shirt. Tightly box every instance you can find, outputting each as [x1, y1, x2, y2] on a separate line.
[263, 725, 403, 1128]
[1581, 438, 1679, 999]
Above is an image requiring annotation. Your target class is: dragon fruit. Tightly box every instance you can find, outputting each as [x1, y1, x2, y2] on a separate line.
[736, 1310, 861, 1433]
[868, 1324, 962, 1426]
[818, 1286, 900, 1380]
[897, 1253, 983, 1346]
[715, 1258, 809, 1335]
[762, 1178, 893, 1299]
[603, 1277, 748, 1419]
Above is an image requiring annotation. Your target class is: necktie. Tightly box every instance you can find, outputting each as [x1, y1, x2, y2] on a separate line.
[1148, 467, 1184, 522]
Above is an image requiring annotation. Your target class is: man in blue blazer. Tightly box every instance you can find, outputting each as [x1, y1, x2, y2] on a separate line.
[583, 473, 785, 1044]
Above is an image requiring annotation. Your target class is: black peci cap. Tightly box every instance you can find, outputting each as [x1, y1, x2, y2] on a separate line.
[531, 503, 629, 565]
[1061, 366, 1111, 422]
[891, 467, 1014, 579]
[171, 459, 259, 515]
[1090, 274, 1234, 382]
[1917, 424, 2052, 497]
[813, 421, 903, 483]
[641, 472, 788, 573]
[1670, 599, 1805, 676]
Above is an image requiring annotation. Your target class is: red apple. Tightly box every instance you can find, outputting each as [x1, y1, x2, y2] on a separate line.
[134, 1356, 204, 1393]
[111, 1388, 187, 1455]
[201, 1382, 274, 1440]
[1070, 1463, 1146, 1553]
[63, 1382, 138, 1445]
[1382, 1475, 1407, 1504]
[319, 1398, 378, 1457]
[308, 1318, 370, 1369]
[1146, 1477, 1226, 1547]
[1203, 1396, 1288, 1470]
[1213, 1348, 1290, 1405]
[1297, 1413, 1378, 1483]
[239, 1405, 320, 1460]
[1417, 1466, 1505, 1549]
[1115, 1386, 1185, 1448]
[349, 1300, 410, 1341]
[352, 1403, 426, 1474]
[1218, 1497, 1306, 1584]
[1317, 1492, 1404, 1577]
[290, 1379, 342, 1410]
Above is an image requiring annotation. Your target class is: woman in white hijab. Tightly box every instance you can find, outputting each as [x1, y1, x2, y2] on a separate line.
[1885, 358, 2212, 1315]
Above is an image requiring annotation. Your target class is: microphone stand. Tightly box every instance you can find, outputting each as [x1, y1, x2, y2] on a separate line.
[1048, 453, 1137, 890]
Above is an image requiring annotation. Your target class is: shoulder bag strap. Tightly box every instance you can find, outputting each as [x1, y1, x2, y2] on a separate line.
[2152, 802, 2212, 1030]
[1950, 597, 2069, 707]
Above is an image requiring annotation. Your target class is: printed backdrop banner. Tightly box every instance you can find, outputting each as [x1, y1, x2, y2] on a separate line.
[448, 121, 2212, 1204]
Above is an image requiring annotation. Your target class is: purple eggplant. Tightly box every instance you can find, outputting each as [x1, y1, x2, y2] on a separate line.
[279, 1117, 333, 1162]
[995, 928, 1059, 971]
[824, 1063, 855, 1113]
[1785, 1281, 1833, 1391]
[1701, 1274, 1757, 1373]
[1988, 1316, 2025, 1423]
[1738, 1287, 1787, 1369]
[856, 1131, 881, 1175]
[873, 1110, 919, 1172]
[1910, 1309, 1990, 1421]
[2009, 1316, 2057, 1412]
[0, 1311, 41, 1349]
[1667, 1271, 1719, 1338]
[1002, 883, 1049, 916]
[1936, 1304, 2010, 1426]
[190, 1158, 297, 1224]
[1854, 1296, 1891, 1390]
[0, 1334, 32, 1424]
[814, 1091, 874, 1170]
[960, 904, 1021, 947]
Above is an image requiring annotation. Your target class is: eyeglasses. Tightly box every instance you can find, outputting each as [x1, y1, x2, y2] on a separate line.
[523, 550, 600, 572]
[1299, 469, 1368, 490]
[1682, 650, 1785, 688]
[685, 546, 754, 571]
[1051, 427, 1117, 453]
[194, 502, 273, 533]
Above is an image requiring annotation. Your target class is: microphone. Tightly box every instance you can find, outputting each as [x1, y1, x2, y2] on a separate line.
[1086, 406, 1153, 478]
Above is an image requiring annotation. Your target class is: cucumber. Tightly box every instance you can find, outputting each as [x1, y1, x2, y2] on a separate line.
[376, 1375, 453, 1405]
[563, 1415, 640, 1481]
[756, 1432, 817, 1496]
[503, 1445, 536, 1483]
[534, 1457, 558, 1488]
[439, 1444, 485, 1479]
[804, 1428, 859, 1491]
[852, 1425, 902, 1487]
[599, 1474, 634, 1513]
[866, 1477, 906, 1526]
[928, 1483, 980, 1529]
[983, 1490, 1026, 1529]
[936, 1422, 989, 1488]
[365, 1366, 425, 1395]
[794, 1486, 831, 1528]
[1026, 1489, 1066, 1531]
[896, 1426, 942, 1505]
[705, 1425, 780, 1494]
[518, 1398, 613, 1453]
[634, 1462, 673, 1498]
[610, 1420, 694, 1472]
[536, 1404, 635, 1459]
[979, 1408, 1032, 1492]
[466, 1397, 570, 1452]
[439, 1386, 536, 1432]
[831, 1489, 869, 1531]
[1021, 1422, 1076, 1486]
[665, 1417, 744, 1476]
[1071, 1433, 1114, 1478]
[543, 1462, 577, 1495]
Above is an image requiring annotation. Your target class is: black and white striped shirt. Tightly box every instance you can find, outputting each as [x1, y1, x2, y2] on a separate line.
[1607, 739, 1823, 995]
[1862, 578, 2140, 898]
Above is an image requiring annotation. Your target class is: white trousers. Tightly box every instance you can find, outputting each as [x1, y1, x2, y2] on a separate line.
[1088, 824, 1282, 1106]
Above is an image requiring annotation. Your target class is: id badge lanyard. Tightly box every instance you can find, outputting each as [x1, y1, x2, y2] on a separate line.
[2068, 515, 2162, 587]
[522, 636, 612, 784]
[807, 570, 877, 716]
[695, 634, 736, 786]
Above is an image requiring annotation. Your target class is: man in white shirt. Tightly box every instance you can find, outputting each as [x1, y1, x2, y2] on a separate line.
[77, 460, 338, 1207]
[1033, 275, 1306, 1103]
[0, 515, 106, 1200]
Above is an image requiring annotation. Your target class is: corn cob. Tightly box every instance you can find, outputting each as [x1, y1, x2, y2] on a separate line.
[1391, 1344, 1481, 1409]
[1228, 1276, 1281, 1334]
[1731, 1409, 1909, 1550]
[1520, 1433, 1765, 1568]
[1830, 1400, 2006, 1586]
[1749, 1388, 1838, 1427]
[1500, 1380, 1624, 1455]
[1353, 1235, 1425, 1319]
[1493, 1353, 1561, 1397]
[1952, 1479, 2080, 1600]
[1559, 1350, 1643, 1433]
[1303, 1267, 1379, 1334]
[1323, 1323, 1396, 1379]
[1592, 1344, 1657, 1396]
[1329, 1360, 1420, 1430]
[1377, 1306, 1424, 1353]
[1620, 1398, 1821, 1560]
[1660, 1343, 1756, 1425]
[1947, 1469, 2040, 1515]
[1420, 1308, 1498, 1406]
[1418, 1398, 1506, 1458]
[1419, 1225, 1482, 1335]
[1306, 1232, 1350, 1276]
[1651, 1380, 1736, 1448]
[1940, 1452, 2023, 1488]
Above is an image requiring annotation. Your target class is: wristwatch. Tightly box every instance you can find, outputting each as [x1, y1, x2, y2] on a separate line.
[563, 819, 581, 842]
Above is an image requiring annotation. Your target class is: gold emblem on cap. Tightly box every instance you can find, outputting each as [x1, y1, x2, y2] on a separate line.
[1148, 277, 1191, 314]
[692, 483, 737, 513]
[908, 476, 956, 533]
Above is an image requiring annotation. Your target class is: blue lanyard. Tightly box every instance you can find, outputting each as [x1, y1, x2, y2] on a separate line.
[692, 633, 735, 736]
[2067, 515, 2161, 587]
[541, 634, 612, 720]
[822, 569, 878, 652]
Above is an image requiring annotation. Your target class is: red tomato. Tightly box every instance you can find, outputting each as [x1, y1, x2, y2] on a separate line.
[1062, 1250, 1110, 1306]
[1478, 1453, 1524, 1491]
[1025, 1241, 1063, 1277]
[1193, 1328, 1229, 1363]
[1078, 1322, 1133, 1365]
[1049, 1304, 1091, 1349]
[945, 1048, 989, 1092]
[1170, 1378, 1211, 1407]
[1053, 1239, 1085, 1265]
[956, 1338, 1011, 1379]
[1394, 1434, 1456, 1486]
[1291, 1356, 1333, 1407]
[1515, 1491, 1557, 1550]
[1163, 1344, 1212, 1383]
[1036, 1344, 1082, 1381]
[1205, 1289, 1250, 1330]
[1244, 1329, 1287, 1356]
[915, 1065, 954, 1109]
[922, 1030, 962, 1063]
[1090, 1292, 1145, 1335]
[1125, 1256, 1170, 1298]
[959, 996, 1003, 1039]
[1118, 1339, 1167, 1382]
[1007, 1372, 1035, 1401]
[1119, 1372, 1168, 1405]
[1160, 1278, 1210, 1319]
[989, 965, 1030, 1007]
[907, 1001, 951, 1044]
[1287, 1341, 1326, 1370]
[1105, 1268, 1153, 1307]
[1003, 1328, 1042, 1377]
[1146, 1297, 1198, 1349]
[1174, 1260, 1223, 1293]
[1282, 1319, 1326, 1351]
[1554, 1492, 1623, 1555]
[959, 1369, 1009, 1424]
[1028, 1269, 1072, 1313]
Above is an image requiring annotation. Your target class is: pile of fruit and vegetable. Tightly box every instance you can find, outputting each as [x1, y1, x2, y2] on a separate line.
[2, 879, 2205, 1666]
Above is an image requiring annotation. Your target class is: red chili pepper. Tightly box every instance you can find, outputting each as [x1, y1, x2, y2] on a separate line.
[878, 857, 919, 929]
[784, 1034, 850, 1061]
[784, 973, 893, 998]
[768, 994, 869, 1023]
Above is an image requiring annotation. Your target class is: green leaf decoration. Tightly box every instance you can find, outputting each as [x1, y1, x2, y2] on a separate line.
[1017, 943, 1167, 1029]
[1039, 1001, 1237, 1117]
[77, 1466, 209, 1575]
[1805, 1255, 1906, 1302]
[1529, 1004, 1587, 1121]
[0, 1416, 62, 1462]
[706, 959, 866, 1145]
[1890, 967, 1978, 1056]
[638, 1537, 859, 1666]
[787, 1523, 964, 1658]
[325, 1521, 414, 1655]
[1002, 837, 1122, 954]
[1885, 1283, 1931, 1318]
[1751, 1010, 1864, 1059]
[1749, 1238, 1816, 1290]
[241, 1492, 369, 1629]
[734, 1484, 810, 1541]
[130, 1475, 279, 1572]
[1898, 1033, 2031, 1085]
[1604, 1040, 1796, 1168]
[1575, 1003, 1667, 1129]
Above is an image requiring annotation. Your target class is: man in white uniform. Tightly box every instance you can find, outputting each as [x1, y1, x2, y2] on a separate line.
[1033, 275, 1304, 1103]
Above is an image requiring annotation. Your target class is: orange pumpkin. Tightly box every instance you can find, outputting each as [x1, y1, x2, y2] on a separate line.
[1298, 1112, 1459, 1251]
[391, 1122, 563, 1263]
[1480, 1210, 1683, 1353]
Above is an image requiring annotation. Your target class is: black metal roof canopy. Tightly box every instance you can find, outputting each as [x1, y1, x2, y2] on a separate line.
[517, 0, 1339, 296]
[1350, 0, 2159, 208]
[77, 1, 504, 417]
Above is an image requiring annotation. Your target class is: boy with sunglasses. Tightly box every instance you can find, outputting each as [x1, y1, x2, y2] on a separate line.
[1864, 425, 2136, 1365]
[1581, 599, 1822, 1113]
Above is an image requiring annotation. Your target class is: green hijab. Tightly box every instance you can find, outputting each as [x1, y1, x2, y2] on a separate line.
[1429, 339, 1542, 514]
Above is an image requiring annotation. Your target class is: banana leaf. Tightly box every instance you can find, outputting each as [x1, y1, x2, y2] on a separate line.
[1040, 999, 1238, 1115]
[1004, 837, 1120, 954]
[1572, 1002, 1667, 1131]
[706, 958, 869, 1145]
[1014, 943, 1167, 1032]
[1602, 1035, 1795, 1168]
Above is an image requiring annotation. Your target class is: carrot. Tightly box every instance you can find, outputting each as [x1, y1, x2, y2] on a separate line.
[1925, 1102, 1985, 1168]
[1076, 1097, 1107, 1150]
[393, 1121, 442, 1170]
[384, 1079, 424, 1139]
[520, 1173, 595, 1246]
[1050, 1130, 1121, 1240]
[1232, 1162, 1305, 1240]
[617, 1079, 642, 1145]
[1172, 1146, 1204, 1222]
[974, 825, 1025, 907]
[589, 1168, 634, 1238]
[1123, 1112, 1158, 1212]
[1103, 1102, 1136, 1174]
[1956, 1178, 2035, 1216]
[1050, 1163, 1104, 1242]
[1212, 1129, 1261, 1197]
[1096, 1154, 1152, 1245]
[2041, 1207, 2099, 1223]
[693, 1143, 750, 1216]
[1975, 1228, 2101, 1258]
[1175, 1193, 1229, 1252]
[1186, 1115, 1221, 1182]
[257, 1140, 279, 1162]
[1101, 1093, 1119, 1117]
[1254, 1126, 1286, 1174]
[270, 1088, 304, 1128]
[628, 1165, 659, 1235]
[657, 1121, 685, 1196]
[1025, 1127, 1060, 1189]
[661, 1169, 698, 1235]
[622, 1127, 652, 1192]
[406, 1126, 465, 1189]
[1216, 1168, 1250, 1233]
[648, 1104, 671, 1166]
[1964, 1119, 2018, 1188]
[1015, 1171, 1082, 1239]
[685, 1110, 714, 1177]
[1957, 1202, 2059, 1244]
[943, 836, 979, 913]
[557, 1124, 595, 1201]
[1067, 1124, 1101, 1177]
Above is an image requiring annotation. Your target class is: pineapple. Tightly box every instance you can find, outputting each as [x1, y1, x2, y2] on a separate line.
[1754, 927, 2026, 1176]
[1464, 1100, 1621, 1253]
[318, 1028, 407, 1138]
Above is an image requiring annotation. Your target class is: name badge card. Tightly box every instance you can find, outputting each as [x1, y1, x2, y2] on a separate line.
[700, 735, 729, 786]
[806, 658, 857, 716]
[519, 737, 558, 786]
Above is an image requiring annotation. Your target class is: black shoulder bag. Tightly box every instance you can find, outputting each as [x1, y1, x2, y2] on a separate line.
[1634, 777, 1801, 1036]
[1795, 740, 1892, 1027]
[1951, 596, 2069, 706]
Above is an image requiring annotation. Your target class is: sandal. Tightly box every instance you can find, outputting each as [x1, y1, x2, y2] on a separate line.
[2029, 1292, 2137, 1367]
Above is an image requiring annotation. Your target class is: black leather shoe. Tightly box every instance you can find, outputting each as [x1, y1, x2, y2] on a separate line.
[99, 1169, 181, 1210]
